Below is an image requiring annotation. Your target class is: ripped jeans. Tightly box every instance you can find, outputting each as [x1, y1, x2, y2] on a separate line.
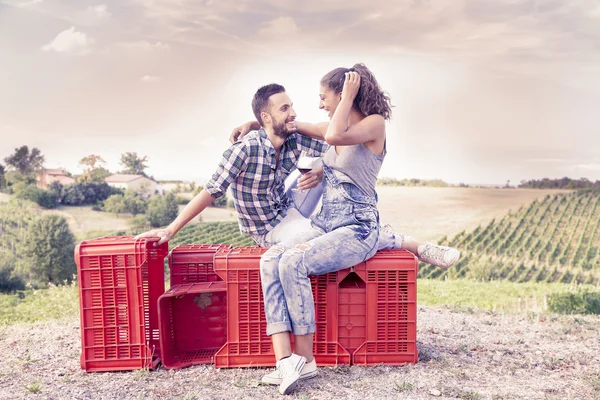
[260, 165, 379, 336]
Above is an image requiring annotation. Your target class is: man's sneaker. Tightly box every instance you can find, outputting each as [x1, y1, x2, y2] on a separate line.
[417, 242, 460, 269]
[274, 353, 306, 395]
[261, 357, 317, 386]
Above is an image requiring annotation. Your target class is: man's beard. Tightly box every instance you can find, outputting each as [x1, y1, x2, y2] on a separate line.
[272, 117, 295, 139]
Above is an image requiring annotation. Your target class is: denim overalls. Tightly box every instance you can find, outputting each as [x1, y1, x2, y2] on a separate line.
[260, 164, 380, 336]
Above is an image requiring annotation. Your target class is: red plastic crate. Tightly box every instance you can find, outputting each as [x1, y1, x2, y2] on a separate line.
[213, 246, 350, 368]
[75, 236, 167, 372]
[350, 249, 418, 365]
[168, 244, 231, 285]
[158, 282, 227, 369]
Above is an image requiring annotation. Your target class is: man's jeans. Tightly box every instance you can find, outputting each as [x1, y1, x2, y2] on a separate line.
[260, 165, 381, 336]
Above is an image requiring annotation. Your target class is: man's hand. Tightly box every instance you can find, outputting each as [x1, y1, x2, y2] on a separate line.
[230, 121, 259, 143]
[297, 167, 323, 191]
[134, 228, 174, 247]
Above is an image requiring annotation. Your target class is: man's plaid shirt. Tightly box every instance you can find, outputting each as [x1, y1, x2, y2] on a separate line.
[205, 128, 329, 236]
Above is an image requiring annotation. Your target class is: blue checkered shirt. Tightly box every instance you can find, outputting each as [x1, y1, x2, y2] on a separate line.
[204, 129, 329, 235]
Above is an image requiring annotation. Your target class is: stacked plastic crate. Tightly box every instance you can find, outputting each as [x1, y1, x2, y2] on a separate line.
[75, 236, 167, 372]
[76, 239, 418, 372]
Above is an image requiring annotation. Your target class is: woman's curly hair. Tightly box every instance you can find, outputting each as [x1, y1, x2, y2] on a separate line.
[320, 63, 393, 120]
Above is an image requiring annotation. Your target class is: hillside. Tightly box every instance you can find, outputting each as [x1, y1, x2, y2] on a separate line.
[422, 190, 600, 285]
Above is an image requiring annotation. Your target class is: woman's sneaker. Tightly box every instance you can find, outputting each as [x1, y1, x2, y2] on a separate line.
[417, 243, 460, 269]
[261, 357, 318, 386]
[274, 353, 306, 395]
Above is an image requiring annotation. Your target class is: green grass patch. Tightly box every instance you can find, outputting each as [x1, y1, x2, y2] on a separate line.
[0, 284, 79, 326]
[418, 278, 600, 313]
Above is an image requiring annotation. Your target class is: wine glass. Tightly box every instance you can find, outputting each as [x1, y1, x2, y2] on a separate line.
[292, 152, 316, 193]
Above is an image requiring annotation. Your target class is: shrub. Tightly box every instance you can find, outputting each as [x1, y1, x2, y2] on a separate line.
[123, 190, 147, 216]
[13, 183, 58, 209]
[176, 196, 190, 205]
[21, 214, 76, 287]
[548, 289, 600, 315]
[104, 194, 125, 216]
[0, 250, 25, 292]
[146, 193, 179, 227]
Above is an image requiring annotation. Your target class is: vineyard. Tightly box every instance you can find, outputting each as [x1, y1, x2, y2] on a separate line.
[169, 221, 255, 248]
[423, 190, 600, 284]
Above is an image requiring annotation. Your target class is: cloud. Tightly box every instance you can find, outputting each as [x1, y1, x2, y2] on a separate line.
[258, 16, 299, 36]
[526, 158, 567, 163]
[41, 27, 95, 54]
[117, 41, 171, 51]
[573, 163, 600, 172]
[8, 0, 42, 7]
[140, 75, 160, 83]
[88, 4, 110, 19]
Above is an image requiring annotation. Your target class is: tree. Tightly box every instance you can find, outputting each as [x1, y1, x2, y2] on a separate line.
[120, 152, 148, 176]
[78, 154, 111, 183]
[123, 190, 147, 216]
[4, 145, 45, 175]
[0, 163, 6, 189]
[104, 194, 126, 216]
[146, 193, 179, 227]
[22, 214, 76, 287]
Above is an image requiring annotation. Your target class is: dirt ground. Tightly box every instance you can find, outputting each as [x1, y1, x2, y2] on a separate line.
[1, 306, 598, 400]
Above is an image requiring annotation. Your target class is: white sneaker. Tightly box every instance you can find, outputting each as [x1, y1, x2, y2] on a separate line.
[417, 242, 460, 269]
[272, 353, 306, 395]
[261, 357, 317, 386]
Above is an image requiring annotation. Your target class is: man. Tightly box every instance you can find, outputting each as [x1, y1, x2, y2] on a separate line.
[136, 83, 327, 248]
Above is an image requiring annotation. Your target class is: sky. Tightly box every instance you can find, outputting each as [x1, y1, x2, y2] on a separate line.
[1, 0, 599, 186]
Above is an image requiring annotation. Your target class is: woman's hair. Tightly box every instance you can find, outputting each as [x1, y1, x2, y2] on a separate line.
[320, 63, 392, 120]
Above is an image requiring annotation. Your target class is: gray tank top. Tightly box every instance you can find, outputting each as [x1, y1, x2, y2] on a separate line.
[322, 143, 385, 198]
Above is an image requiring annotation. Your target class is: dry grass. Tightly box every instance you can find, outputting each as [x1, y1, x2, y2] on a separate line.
[376, 187, 570, 241]
[1, 307, 599, 400]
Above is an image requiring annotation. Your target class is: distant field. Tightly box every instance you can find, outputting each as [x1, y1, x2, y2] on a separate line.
[424, 190, 600, 285]
[376, 187, 569, 241]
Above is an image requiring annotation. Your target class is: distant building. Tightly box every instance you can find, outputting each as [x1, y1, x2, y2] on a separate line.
[36, 168, 76, 189]
[104, 174, 158, 197]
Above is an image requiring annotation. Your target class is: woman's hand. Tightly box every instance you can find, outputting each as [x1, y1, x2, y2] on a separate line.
[341, 71, 360, 103]
[135, 228, 174, 247]
[230, 121, 259, 143]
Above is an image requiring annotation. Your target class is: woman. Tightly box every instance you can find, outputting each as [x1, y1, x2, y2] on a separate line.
[255, 63, 452, 395]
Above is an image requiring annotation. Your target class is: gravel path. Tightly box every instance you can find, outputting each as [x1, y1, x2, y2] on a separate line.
[1, 307, 599, 400]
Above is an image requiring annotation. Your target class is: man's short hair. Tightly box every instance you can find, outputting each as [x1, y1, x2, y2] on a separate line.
[252, 84, 286, 126]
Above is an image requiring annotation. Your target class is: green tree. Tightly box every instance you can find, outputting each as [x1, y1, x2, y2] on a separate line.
[4, 145, 45, 175]
[146, 193, 179, 227]
[119, 152, 148, 176]
[123, 190, 148, 216]
[22, 215, 76, 287]
[104, 194, 126, 216]
[0, 163, 6, 189]
[78, 154, 111, 183]
[0, 249, 25, 292]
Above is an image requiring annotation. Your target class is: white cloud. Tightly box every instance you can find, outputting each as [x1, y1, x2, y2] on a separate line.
[88, 4, 111, 19]
[526, 158, 566, 163]
[9, 0, 42, 7]
[258, 16, 298, 36]
[573, 163, 600, 171]
[117, 41, 170, 51]
[140, 75, 160, 82]
[41, 27, 95, 54]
